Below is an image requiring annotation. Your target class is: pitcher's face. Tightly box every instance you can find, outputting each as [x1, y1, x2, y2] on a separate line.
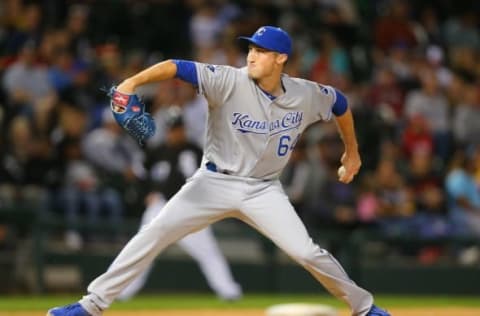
[246, 45, 286, 79]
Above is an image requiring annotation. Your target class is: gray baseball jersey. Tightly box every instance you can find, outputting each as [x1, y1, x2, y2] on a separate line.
[195, 63, 336, 179]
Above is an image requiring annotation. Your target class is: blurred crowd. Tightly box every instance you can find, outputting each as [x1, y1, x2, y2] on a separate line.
[1, 0, 480, 264]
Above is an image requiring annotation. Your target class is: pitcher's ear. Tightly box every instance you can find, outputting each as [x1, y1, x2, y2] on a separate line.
[276, 53, 288, 65]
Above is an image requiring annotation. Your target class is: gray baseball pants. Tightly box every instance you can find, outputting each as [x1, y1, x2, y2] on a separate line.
[80, 168, 373, 316]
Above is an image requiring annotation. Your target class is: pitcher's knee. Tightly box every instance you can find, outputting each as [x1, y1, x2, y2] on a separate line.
[140, 217, 192, 242]
[290, 244, 329, 266]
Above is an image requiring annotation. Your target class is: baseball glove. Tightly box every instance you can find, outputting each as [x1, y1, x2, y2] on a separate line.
[107, 86, 156, 145]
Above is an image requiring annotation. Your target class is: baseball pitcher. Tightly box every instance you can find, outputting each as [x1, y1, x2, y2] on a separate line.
[48, 26, 390, 316]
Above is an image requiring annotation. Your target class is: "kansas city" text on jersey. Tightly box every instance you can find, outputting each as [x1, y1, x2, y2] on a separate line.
[231, 111, 303, 135]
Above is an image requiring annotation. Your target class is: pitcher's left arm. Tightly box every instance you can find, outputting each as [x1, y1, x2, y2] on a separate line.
[334, 107, 361, 184]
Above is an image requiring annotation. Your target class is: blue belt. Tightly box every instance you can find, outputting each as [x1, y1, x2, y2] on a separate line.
[206, 161, 230, 174]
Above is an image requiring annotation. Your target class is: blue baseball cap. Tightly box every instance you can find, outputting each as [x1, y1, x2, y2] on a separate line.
[238, 26, 292, 56]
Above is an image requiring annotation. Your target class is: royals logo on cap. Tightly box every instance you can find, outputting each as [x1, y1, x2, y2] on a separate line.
[255, 27, 266, 36]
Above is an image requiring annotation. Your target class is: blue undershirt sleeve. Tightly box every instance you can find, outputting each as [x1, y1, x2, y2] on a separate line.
[172, 59, 198, 86]
[332, 89, 348, 116]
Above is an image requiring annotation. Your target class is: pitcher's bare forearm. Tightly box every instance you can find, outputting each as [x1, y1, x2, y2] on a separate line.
[334, 108, 358, 153]
[334, 108, 361, 183]
[118, 60, 178, 93]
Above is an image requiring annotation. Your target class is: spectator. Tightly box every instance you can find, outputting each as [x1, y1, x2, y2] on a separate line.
[0, 116, 52, 213]
[374, 0, 418, 53]
[401, 115, 434, 160]
[452, 84, 480, 148]
[416, 6, 443, 46]
[405, 149, 448, 235]
[448, 47, 478, 82]
[59, 137, 124, 250]
[189, 1, 222, 61]
[3, 2, 43, 55]
[404, 68, 450, 163]
[445, 148, 480, 237]
[356, 174, 380, 224]
[443, 11, 480, 51]
[365, 66, 405, 127]
[304, 132, 357, 228]
[309, 31, 350, 85]
[83, 108, 144, 187]
[3, 41, 55, 119]
[425, 45, 452, 89]
[373, 157, 416, 236]
[82, 107, 144, 211]
[47, 49, 76, 94]
[64, 4, 93, 62]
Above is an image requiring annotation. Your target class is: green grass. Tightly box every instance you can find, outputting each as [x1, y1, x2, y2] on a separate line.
[0, 294, 480, 311]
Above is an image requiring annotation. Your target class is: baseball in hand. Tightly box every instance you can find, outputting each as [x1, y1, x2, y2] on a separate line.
[337, 166, 346, 178]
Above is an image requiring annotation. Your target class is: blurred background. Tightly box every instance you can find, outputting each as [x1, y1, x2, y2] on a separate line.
[0, 0, 479, 297]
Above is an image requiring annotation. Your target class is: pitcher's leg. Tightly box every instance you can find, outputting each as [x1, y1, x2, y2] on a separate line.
[79, 190, 221, 315]
[240, 182, 373, 316]
[116, 200, 165, 301]
[177, 226, 243, 300]
[116, 264, 153, 301]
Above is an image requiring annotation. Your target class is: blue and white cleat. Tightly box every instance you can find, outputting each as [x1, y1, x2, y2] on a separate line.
[366, 304, 391, 316]
[47, 303, 91, 316]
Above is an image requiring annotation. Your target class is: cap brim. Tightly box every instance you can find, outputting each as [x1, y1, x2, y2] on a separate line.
[238, 36, 272, 52]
